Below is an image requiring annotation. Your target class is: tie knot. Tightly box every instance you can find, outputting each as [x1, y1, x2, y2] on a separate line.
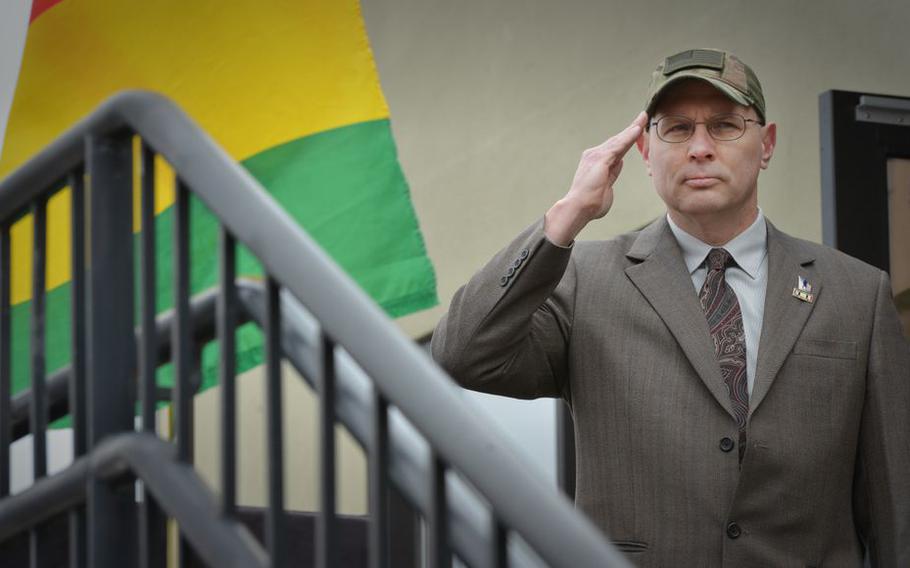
[706, 248, 733, 271]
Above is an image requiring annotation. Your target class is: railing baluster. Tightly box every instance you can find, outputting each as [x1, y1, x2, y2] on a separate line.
[30, 195, 49, 568]
[556, 402, 576, 502]
[69, 170, 87, 457]
[68, 170, 88, 568]
[264, 276, 286, 567]
[30, 195, 48, 479]
[389, 486, 421, 567]
[428, 453, 450, 568]
[0, 222, 10, 499]
[138, 492, 167, 568]
[491, 516, 508, 567]
[172, 177, 197, 567]
[317, 332, 336, 568]
[173, 177, 192, 464]
[138, 144, 166, 568]
[86, 132, 137, 568]
[217, 227, 237, 517]
[139, 143, 157, 436]
[369, 390, 389, 568]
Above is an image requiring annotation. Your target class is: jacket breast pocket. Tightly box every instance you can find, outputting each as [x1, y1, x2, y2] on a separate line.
[792, 338, 857, 360]
[610, 539, 648, 554]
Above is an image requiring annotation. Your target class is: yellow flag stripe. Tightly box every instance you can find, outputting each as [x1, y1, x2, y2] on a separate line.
[2, 0, 390, 305]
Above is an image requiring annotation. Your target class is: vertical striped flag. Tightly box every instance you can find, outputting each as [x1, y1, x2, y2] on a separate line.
[0, 0, 438, 401]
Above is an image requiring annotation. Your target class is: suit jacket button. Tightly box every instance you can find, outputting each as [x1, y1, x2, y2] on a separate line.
[499, 276, 509, 287]
[726, 522, 741, 539]
[512, 258, 522, 268]
[719, 437, 735, 452]
[506, 266, 516, 277]
[519, 248, 530, 259]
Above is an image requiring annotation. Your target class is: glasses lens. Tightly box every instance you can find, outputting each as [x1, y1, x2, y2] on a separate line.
[707, 114, 746, 140]
[657, 116, 693, 143]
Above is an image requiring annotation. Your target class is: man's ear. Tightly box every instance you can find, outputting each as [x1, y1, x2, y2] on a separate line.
[636, 129, 651, 176]
[760, 122, 776, 170]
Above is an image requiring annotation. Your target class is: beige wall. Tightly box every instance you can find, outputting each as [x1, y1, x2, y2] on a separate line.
[193, 362, 369, 514]
[364, 0, 910, 337]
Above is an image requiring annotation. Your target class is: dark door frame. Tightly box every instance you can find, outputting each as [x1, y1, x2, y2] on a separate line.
[819, 90, 910, 267]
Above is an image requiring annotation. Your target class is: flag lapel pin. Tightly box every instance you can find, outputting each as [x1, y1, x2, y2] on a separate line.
[792, 275, 815, 303]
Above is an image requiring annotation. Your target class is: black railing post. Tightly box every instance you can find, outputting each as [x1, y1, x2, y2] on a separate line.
[388, 486, 420, 567]
[173, 178, 192, 466]
[30, 195, 49, 568]
[217, 227, 237, 518]
[172, 178, 202, 567]
[556, 402, 576, 500]
[138, 144, 166, 568]
[30, 195, 48, 480]
[0, 222, 10, 499]
[85, 132, 138, 568]
[428, 453, 450, 568]
[369, 391, 389, 568]
[139, 144, 157, 440]
[69, 169, 88, 459]
[491, 516, 508, 567]
[68, 170, 88, 568]
[264, 277, 286, 567]
[317, 333, 336, 568]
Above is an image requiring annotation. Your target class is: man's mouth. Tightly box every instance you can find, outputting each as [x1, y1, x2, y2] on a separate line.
[683, 176, 721, 188]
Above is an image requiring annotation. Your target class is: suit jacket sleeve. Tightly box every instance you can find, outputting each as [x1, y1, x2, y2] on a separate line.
[853, 270, 910, 566]
[431, 218, 576, 400]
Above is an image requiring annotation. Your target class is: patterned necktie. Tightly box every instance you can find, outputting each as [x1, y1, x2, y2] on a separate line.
[699, 248, 749, 460]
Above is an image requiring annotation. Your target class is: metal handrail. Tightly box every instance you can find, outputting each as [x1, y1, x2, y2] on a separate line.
[0, 432, 266, 568]
[11, 280, 540, 567]
[248, 283, 546, 568]
[9, 287, 231, 440]
[0, 91, 631, 567]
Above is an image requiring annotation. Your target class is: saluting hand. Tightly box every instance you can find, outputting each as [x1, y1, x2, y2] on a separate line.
[544, 111, 648, 246]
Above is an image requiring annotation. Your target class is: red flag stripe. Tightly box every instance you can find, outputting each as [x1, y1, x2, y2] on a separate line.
[30, 0, 66, 24]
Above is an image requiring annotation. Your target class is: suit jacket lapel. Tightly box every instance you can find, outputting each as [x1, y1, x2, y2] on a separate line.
[750, 221, 820, 414]
[625, 218, 735, 419]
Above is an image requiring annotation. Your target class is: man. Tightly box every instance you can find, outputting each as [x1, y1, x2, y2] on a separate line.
[431, 48, 909, 566]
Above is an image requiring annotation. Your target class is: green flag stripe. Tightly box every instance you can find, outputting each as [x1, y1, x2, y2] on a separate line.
[241, 118, 437, 316]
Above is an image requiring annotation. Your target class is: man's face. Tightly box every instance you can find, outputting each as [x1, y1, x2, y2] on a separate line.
[636, 79, 776, 224]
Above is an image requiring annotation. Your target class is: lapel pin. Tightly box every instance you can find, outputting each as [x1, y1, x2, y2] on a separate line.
[792, 275, 815, 303]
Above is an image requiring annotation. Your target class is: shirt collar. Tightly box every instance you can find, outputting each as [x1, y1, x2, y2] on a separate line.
[666, 209, 768, 280]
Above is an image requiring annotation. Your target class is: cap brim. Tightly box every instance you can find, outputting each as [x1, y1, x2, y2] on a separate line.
[646, 73, 752, 117]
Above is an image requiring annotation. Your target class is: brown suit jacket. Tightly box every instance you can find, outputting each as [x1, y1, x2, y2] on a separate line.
[431, 217, 910, 567]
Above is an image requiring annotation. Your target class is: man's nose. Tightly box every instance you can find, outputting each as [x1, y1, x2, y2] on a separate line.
[687, 124, 715, 161]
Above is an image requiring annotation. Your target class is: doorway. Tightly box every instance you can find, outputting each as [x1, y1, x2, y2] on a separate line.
[819, 90, 910, 337]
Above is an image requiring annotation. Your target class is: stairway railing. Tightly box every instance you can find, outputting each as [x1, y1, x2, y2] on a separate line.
[0, 432, 266, 567]
[0, 91, 632, 567]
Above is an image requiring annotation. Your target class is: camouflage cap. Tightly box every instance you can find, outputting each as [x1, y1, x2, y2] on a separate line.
[645, 48, 766, 123]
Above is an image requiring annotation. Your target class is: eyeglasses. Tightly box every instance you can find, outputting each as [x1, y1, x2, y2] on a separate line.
[649, 113, 764, 143]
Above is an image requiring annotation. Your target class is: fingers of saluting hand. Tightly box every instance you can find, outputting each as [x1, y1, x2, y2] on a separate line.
[600, 111, 648, 158]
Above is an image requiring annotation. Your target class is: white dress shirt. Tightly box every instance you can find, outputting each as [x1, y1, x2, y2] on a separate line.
[666, 211, 769, 395]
